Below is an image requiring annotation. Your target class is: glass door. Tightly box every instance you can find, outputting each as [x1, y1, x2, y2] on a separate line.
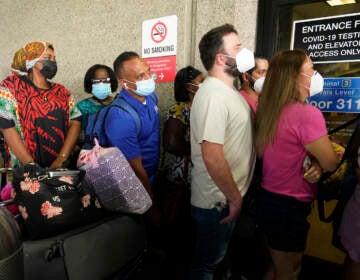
[257, 0, 360, 143]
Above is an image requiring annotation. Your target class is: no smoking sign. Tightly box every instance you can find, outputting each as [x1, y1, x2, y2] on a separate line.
[151, 21, 167, 43]
[142, 15, 177, 83]
[142, 15, 177, 58]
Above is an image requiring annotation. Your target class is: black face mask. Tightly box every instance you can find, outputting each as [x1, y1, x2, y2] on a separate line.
[40, 60, 57, 79]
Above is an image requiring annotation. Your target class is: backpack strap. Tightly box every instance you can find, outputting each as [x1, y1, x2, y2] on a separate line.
[111, 96, 141, 137]
[83, 108, 104, 149]
[84, 94, 151, 148]
[148, 92, 157, 104]
[84, 98, 141, 148]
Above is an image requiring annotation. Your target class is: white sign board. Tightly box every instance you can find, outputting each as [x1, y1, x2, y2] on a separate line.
[291, 13, 360, 64]
[142, 15, 177, 58]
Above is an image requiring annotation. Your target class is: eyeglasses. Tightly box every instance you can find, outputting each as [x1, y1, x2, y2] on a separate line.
[40, 56, 56, 61]
[92, 77, 110, 84]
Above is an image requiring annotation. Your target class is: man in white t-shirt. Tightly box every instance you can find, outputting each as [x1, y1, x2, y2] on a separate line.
[189, 24, 256, 280]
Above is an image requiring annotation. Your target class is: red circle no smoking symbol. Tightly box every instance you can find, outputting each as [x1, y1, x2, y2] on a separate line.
[151, 21, 167, 43]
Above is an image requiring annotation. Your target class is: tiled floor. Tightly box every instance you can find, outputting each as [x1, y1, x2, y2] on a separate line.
[134, 191, 344, 280]
[135, 216, 344, 280]
[137, 247, 343, 280]
[299, 256, 343, 280]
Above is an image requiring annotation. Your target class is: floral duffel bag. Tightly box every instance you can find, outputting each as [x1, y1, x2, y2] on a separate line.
[12, 163, 102, 240]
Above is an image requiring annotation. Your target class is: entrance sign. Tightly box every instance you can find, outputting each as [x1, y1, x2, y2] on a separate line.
[291, 13, 360, 63]
[307, 77, 360, 113]
[142, 15, 177, 83]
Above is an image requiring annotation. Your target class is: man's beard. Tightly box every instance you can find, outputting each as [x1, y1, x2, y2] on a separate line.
[224, 58, 240, 77]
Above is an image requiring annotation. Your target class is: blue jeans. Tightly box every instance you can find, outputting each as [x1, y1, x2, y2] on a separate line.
[189, 205, 236, 280]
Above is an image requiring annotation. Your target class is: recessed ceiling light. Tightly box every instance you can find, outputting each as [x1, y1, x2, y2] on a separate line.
[326, 0, 356, 6]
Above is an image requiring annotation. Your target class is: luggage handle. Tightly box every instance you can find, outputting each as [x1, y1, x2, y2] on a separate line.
[0, 167, 14, 173]
[0, 167, 80, 178]
[0, 198, 15, 207]
[48, 170, 81, 178]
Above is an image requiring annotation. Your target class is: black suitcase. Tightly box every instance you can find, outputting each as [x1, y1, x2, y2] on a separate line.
[0, 203, 24, 280]
[0, 166, 147, 280]
[0, 200, 147, 280]
[23, 213, 146, 280]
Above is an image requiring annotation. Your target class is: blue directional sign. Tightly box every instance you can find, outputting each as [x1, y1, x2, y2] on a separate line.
[307, 77, 360, 113]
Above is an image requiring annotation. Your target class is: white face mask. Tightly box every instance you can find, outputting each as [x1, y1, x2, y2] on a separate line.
[301, 71, 324, 96]
[187, 82, 202, 94]
[124, 78, 156, 96]
[235, 48, 255, 73]
[253, 76, 265, 94]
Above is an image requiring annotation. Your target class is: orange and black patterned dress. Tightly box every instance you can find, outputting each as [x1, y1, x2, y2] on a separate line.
[0, 74, 81, 168]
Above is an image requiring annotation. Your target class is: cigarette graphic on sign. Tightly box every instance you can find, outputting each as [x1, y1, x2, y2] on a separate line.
[152, 22, 167, 43]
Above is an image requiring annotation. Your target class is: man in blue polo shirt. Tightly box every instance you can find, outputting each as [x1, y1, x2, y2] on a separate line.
[106, 51, 160, 199]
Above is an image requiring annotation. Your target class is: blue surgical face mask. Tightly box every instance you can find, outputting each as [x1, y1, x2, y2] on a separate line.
[92, 83, 111, 100]
[125, 78, 156, 96]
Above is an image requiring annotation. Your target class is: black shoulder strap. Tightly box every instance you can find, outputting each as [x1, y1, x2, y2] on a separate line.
[318, 115, 360, 222]
[322, 115, 360, 181]
[328, 115, 360, 135]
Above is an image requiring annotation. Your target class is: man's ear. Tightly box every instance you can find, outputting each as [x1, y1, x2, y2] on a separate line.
[119, 79, 126, 88]
[215, 53, 227, 66]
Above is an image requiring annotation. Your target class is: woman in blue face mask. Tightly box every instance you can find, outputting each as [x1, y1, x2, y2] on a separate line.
[76, 64, 118, 146]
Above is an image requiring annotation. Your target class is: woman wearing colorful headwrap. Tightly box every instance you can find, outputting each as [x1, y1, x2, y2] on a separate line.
[0, 41, 81, 169]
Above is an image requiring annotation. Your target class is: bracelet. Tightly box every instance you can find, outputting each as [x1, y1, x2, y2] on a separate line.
[59, 153, 68, 159]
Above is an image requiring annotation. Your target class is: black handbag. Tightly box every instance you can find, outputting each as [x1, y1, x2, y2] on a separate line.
[12, 163, 101, 239]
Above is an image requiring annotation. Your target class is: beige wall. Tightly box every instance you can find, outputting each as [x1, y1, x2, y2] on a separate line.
[0, 0, 258, 119]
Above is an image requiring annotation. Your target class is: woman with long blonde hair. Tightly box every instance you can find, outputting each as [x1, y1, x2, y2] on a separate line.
[255, 49, 338, 280]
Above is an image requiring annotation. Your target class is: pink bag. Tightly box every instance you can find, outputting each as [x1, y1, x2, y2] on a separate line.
[0, 182, 19, 215]
[77, 139, 152, 214]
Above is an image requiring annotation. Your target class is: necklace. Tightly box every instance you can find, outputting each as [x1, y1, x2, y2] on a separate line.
[26, 75, 50, 101]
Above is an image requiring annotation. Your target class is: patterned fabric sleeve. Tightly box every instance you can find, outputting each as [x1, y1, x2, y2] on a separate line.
[69, 95, 82, 120]
[166, 102, 188, 125]
[0, 86, 23, 168]
[164, 102, 192, 184]
[0, 87, 21, 133]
